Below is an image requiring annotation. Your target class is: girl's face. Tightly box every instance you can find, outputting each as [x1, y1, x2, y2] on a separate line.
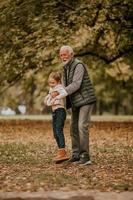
[48, 78, 58, 88]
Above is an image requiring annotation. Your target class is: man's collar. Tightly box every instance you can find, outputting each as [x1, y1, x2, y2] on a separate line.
[64, 58, 75, 69]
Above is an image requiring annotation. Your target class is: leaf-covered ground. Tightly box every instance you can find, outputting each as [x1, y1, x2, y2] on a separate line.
[0, 119, 132, 192]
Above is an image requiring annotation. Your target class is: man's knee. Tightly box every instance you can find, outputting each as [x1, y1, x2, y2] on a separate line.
[78, 121, 88, 133]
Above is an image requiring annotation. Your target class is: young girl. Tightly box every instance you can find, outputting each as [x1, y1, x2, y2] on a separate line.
[44, 72, 69, 163]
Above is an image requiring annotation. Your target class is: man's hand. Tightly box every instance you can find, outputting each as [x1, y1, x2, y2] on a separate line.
[51, 91, 59, 98]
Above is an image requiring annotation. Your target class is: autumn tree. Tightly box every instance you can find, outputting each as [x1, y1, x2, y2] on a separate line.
[0, 0, 133, 114]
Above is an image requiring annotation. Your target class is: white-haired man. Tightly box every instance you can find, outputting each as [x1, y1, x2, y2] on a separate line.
[59, 45, 96, 165]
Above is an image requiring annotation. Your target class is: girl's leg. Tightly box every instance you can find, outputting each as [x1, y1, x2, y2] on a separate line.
[52, 110, 60, 148]
[53, 108, 69, 163]
[55, 108, 66, 148]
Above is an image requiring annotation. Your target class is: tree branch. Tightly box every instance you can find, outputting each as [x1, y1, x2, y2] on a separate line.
[57, 0, 75, 11]
[76, 45, 133, 64]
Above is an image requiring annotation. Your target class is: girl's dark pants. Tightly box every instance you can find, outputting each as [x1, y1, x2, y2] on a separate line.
[52, 108, 66, 149]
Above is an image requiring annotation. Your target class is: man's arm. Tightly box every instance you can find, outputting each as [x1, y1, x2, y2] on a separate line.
[52, 86, 68, 101]
[65, 64, 84, 95]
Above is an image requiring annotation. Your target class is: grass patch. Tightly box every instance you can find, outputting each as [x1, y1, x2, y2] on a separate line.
[0, 143, 52, 165]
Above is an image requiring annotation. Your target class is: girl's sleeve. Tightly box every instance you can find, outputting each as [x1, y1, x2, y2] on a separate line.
[53, 86, 68, 100]
[44, 94, 52, 106]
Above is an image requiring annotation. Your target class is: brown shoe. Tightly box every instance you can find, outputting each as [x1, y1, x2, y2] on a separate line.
[54, 148, 69, 164]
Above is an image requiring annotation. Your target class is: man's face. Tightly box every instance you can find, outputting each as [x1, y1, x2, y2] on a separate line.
[59, 49, 73, 65]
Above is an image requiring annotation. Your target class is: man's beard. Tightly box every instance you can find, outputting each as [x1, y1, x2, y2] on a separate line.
[62, 59, 70, 65]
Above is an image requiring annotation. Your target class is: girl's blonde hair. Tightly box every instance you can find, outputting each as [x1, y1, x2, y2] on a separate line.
[48, 72, 62, 83]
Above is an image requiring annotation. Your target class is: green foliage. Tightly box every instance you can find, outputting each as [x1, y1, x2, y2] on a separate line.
[0, 0, 133, 114]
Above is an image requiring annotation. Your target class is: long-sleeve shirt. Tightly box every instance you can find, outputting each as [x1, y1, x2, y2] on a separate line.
[44, 84, 68, 111]
[64, 63, 84, 95]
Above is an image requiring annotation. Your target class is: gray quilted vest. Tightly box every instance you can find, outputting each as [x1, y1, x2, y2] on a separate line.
[63, 58, 96, 109]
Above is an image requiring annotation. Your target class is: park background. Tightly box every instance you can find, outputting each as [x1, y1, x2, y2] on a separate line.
[0, 0, 133, 115]
[0, 0, 133, 194]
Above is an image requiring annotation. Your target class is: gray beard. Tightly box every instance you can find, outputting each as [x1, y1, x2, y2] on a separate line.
[62, 60, 70, 65]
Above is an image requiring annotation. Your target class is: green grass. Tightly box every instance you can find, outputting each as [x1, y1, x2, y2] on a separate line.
[0, 143, 52, 165]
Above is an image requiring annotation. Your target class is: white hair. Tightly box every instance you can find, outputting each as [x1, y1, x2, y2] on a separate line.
[60, 45, 74, 55]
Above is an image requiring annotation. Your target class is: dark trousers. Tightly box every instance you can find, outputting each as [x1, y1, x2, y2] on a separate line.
[52, 108, 66, 149]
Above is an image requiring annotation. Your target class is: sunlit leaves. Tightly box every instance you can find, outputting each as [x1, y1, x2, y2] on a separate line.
[0, 0, 133, 114]
[106, 59, 133, 81]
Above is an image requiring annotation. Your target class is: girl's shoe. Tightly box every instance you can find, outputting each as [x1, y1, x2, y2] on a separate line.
[54, 148, 69, 164]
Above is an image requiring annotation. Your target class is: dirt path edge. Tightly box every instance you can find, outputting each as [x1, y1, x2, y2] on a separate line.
[0, 190, 133, 200]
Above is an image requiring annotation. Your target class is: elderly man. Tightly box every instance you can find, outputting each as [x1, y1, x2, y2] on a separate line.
[59, 45, 96, 165]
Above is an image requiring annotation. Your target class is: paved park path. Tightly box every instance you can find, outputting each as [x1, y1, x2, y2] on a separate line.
[0, 190, 133, 200]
